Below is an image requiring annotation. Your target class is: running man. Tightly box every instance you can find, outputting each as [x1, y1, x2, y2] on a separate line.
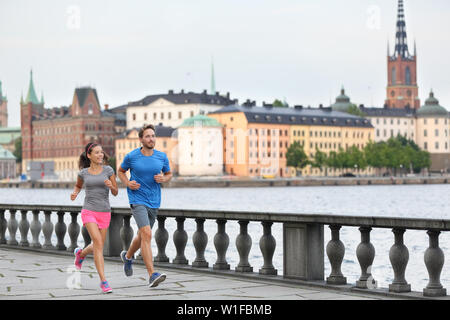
[71, 142, 118, 294]
[118, 124, 172, 288]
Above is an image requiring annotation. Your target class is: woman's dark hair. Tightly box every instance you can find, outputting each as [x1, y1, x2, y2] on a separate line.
[78, 142, 109, 169]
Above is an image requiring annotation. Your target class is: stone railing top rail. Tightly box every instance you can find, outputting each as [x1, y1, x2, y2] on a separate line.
[0, 204, 449, 231]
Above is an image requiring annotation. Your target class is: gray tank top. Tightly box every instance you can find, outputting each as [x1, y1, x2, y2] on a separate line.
[78, 165, 115, 212]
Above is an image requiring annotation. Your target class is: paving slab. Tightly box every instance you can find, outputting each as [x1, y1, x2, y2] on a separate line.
[0, 248, 400, 300]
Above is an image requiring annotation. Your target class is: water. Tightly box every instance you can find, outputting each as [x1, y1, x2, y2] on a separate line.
[1, 184, 449, 293]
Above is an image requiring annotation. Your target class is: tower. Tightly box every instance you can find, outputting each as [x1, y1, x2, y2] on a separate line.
[385, 0, 420, 109]
[20, 69, 44, 173]
[0, 80, 7, 127]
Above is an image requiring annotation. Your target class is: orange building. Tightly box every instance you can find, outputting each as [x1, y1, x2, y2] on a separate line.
[209, 104, 374, 177]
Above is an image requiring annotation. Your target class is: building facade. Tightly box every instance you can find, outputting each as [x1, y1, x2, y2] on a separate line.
[20, 71, 116, 181]
[177, 115, 223, 176]
[0, 80, 7, 127]
[115, 90, 236, 129]
[0, 144, 16, 179]
[209, 104, 374, 177]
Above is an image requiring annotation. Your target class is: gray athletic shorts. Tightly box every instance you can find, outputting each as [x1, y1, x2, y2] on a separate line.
[130, 204, 158, 229]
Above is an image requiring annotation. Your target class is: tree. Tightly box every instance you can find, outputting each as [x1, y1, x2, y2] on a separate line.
[273, 99, 289, 108]
[13, 137, 22, 163]
[346, 104, 366, 117]
[311, 148, 328, 175]
[286, 141, 309, 175]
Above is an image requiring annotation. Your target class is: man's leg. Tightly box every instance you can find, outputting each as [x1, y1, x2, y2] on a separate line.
[138, 225, 155, 276]
[125, 232, 141, 260]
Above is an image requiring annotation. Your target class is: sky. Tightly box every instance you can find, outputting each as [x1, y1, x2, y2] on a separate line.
[1, 0, 450, 127]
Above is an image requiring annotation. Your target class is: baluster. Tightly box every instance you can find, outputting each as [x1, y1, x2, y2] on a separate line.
[0, 209, 7, 244]
[326, 225, 346, 285]
[192, 218, 208, 268]
[42, 210, 54, 249]
[259, 221, 277, 275]
[19, 210, 30, 247]
[30, 210, 42, 248]
[81, 225, 91, 248]
[235, 220, 253, 272]
[389, 228, 411, 292]
[356, 227, 376, 289]
[213, 219, 230, 270]
[7, 209, 18, 245]
[173, 217, 188, 264]
[423, 230, 447, 297]
[120, 215, 134, 252]
[55, 211, 67, 250]
[154, 216, 169, 262]
[67, 212, 80, 252]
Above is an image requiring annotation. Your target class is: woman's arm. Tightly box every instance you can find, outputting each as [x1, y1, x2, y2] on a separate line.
[105, 174, 119, 196]
[70, 176, 83, 201]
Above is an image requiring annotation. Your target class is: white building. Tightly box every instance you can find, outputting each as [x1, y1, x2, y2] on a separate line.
[119, 90, 235, 129]
[177, 114, 223, 176]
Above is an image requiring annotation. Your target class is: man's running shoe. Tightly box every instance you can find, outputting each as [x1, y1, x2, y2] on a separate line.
[74, 247, 84, 270]
[100, 281, 113, 294]
[120, 250, 133, 277]
[149, 272, 166, 288]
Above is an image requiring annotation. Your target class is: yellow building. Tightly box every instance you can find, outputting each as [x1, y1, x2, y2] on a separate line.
[209, 104, 374, 177]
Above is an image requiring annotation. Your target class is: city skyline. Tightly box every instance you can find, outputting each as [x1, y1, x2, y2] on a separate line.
[1, 0, 450, 128]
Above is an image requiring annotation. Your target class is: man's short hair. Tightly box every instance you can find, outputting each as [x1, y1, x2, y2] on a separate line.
[139, 124, 156, 138]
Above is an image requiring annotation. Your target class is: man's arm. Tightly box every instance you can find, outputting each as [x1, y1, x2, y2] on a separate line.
[118, 166, 140, 190]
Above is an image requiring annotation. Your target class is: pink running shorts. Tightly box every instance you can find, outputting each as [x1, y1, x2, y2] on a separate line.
[81, 209, 111, 229]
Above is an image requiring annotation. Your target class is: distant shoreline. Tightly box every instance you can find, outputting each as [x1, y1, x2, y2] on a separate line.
[1, 176, 448, 189]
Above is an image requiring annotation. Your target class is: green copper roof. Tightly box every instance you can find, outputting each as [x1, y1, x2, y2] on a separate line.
[179, 114, 223, 128]
[25, 70, 40, 105]
[0, 144, 16, 160]
[417, 91, 448, 117]
[331, 87, 353, 112]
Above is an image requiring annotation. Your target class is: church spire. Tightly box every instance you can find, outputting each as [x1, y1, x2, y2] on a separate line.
[210, 56, 216, 95]
[25, 69, 40, 104]
[394, 0, 411, 59]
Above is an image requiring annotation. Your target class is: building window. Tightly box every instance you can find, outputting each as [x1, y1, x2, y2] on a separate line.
[424, 142, 428, 150]
[435, 118, 439, 125]
[178, 111, 182, 119]
[161, 112, 164, 120]
[424, 130, 427, 137]
[392, 67, 396, 85]
[435, 142, 439, 149]
[132, 113, 136, 121]
[168, 112, 171, 120]
[405, 67, 411, 85]
[435, 129, 439, 137]
[153, 112, 157, 120]
[190, 111, 194, 117]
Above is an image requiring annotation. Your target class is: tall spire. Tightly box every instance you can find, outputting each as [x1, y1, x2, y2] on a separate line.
[210, 56, 216, 95]
[25, 69, 40, 104]
[394, 0, 411, 59]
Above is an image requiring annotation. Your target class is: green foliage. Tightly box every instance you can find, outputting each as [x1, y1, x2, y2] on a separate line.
[273, 99, 288, 108]
[290, 135, 431, 175]
[346, 104, 366, 117]
[286, 141, 309, 170]
[13, 137, 22, 163]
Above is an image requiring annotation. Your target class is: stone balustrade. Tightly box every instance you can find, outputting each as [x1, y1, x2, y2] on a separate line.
[0, 204, 448, 298]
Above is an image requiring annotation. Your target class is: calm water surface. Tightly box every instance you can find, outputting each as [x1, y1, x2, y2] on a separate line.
[1, 184, 449, 292]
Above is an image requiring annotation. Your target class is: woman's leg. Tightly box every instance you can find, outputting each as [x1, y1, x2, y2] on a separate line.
[85, 222, 108, 282]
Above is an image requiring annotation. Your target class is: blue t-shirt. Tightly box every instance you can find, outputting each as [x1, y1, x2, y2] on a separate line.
[120, 148, 170, 208]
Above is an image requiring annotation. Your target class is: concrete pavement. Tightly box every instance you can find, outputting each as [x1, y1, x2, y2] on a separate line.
[0, 247, 397, 300]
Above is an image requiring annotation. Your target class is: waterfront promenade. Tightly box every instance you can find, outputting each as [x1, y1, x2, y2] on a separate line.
[0, 247, 398, 300]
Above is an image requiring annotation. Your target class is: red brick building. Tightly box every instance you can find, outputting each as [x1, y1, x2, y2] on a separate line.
[385, 0, 420, 109]
[0, 80, 7, 127]
[20, 70, 115, 180]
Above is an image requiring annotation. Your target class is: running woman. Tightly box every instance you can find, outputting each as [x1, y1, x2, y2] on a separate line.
[70, 142, 118, 294]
